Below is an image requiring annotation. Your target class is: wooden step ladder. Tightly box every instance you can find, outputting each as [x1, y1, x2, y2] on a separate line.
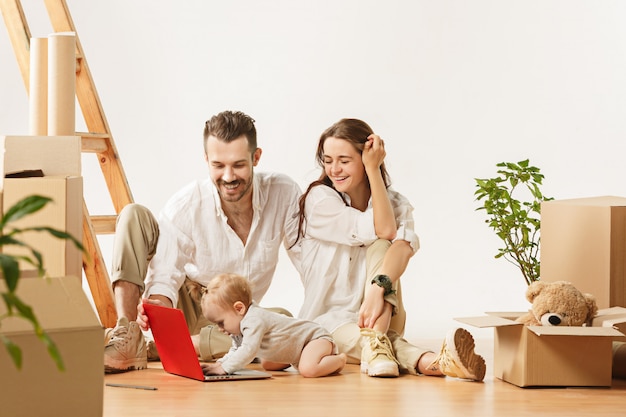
[1, 0, 130, 328]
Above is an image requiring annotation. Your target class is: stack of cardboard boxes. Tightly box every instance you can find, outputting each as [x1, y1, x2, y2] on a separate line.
[0, 31, 103, 416]
[458, 196, 626, 388]
[0, 136, 103, 415]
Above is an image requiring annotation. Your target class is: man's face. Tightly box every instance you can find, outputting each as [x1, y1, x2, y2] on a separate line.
[205, 135, 261, 204]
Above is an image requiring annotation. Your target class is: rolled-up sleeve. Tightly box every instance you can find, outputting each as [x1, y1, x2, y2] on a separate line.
[390, 189, 420, 253]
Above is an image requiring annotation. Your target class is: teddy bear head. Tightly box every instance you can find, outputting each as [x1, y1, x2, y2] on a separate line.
[517, 280, 598, 326]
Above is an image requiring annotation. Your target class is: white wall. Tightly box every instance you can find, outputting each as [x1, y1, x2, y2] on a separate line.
[2, 0, 626, 342]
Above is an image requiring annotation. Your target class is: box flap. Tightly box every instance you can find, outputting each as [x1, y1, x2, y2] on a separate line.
[593, 307, 626, 328]
[597, 306, 626, 315]
[0, 276, 100, 333]
[455, 315, 521, 328]
[485, 311, 528, 321]
[527, 325, 624, 337]
[458, 312, 625, 336]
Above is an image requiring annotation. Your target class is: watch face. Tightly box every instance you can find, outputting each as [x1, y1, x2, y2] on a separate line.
[372, 275, 395, 296]
[375, 275, 390, 284]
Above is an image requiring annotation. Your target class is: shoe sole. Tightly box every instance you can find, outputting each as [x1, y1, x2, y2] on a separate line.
[449, 328, 486, 381]
[361, 361, 399, 378]
[104, 358, 148, 374]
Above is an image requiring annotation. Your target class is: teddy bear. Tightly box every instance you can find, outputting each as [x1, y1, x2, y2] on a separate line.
[516, 280, 598, 326]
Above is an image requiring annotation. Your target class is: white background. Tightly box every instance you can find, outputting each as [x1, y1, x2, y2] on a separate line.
[1, 1, 626, 342]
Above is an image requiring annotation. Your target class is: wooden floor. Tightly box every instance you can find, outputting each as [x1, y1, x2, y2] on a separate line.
[103, 339, 626, 417]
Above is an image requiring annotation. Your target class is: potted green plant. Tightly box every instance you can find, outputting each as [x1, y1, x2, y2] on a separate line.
[0, 194, 84, 370]
[474, 159, 553, 286]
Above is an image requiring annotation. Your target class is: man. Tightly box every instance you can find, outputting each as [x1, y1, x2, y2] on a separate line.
[104, 110, 302, 373]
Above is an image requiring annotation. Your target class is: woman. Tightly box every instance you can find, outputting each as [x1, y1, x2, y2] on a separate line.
[293, 118, 485, 380]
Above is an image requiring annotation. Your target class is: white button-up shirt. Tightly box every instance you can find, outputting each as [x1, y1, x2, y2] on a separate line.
[144, 172, 301, 306]
[297, 184, 419, 333]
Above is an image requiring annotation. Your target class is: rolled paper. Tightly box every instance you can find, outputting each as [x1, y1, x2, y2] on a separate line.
[28, 37, 48, 135]
[47, 32, 76, 136]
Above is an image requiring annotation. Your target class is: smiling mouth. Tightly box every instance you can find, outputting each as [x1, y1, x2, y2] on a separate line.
[222, 181, 240, 190]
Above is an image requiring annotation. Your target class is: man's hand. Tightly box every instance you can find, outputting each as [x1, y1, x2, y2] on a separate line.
[136, 296, 172, 331]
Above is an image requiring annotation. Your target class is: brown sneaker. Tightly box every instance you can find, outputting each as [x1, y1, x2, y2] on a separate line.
[104, 317, 147, 373]
[146, 339, 160, 362]
[428, 328, 486, 381]
[360, 328, 399, 378]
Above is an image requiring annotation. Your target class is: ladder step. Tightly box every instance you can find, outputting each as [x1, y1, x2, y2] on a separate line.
[79, 132, 110, 153]
[90, 215, 117, 234]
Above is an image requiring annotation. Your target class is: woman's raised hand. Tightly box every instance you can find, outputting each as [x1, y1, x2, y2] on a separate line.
[362, 134, 386, 174]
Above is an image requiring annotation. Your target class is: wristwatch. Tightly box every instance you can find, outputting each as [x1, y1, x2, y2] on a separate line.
[371, 274, 395, 296]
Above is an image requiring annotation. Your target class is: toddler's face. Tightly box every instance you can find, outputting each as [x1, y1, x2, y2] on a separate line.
[201, 295, 242, 336]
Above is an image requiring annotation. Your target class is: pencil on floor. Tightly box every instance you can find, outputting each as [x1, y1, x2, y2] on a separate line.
[106, 383, 158, 391]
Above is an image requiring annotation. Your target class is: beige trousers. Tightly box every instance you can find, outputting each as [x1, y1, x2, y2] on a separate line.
[332, 239, 431, 375]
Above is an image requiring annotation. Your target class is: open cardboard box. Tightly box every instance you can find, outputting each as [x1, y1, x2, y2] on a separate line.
[456, 312, 624, 387]
[0, 276, 103, 417]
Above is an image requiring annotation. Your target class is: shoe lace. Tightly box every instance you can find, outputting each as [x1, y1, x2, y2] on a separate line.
[430, 343, 467, 378]
[368, 333, 399, 365]
[107, 324, 130, 347]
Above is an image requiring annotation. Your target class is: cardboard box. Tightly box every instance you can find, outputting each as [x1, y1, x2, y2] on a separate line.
[3, 176, 83, 279]
[0, 276, 103, 417]
[457, 312, 624, 387]
[0, 135, 81, 177]
[0, 135, 83, 280]
[541, 196, 626, 309]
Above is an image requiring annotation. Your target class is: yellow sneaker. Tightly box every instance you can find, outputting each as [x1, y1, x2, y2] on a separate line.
[360, 328, 399, 378]
[428, 328, 485, 381]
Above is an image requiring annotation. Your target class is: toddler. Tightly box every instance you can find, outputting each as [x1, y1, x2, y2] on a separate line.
[199, 273, 346, 378]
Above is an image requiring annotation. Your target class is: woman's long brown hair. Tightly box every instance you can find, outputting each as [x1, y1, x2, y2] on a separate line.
[291, 118, 391, 248]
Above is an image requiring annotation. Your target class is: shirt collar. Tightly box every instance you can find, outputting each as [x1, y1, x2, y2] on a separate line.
[209, 172, 264, 218]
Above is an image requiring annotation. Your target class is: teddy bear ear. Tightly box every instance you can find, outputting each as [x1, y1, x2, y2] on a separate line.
[584, 293, 598, 326]
[525, 280, 546, 303]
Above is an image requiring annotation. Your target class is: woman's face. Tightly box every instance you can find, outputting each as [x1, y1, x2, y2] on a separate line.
[322, 136, 367, 197]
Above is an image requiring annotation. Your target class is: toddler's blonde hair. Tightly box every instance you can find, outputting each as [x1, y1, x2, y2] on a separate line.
[201, 273, 253, 312]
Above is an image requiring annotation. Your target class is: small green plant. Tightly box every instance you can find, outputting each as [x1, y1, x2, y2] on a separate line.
[474, 159, 553, 286]
[0, 195, 84, 370]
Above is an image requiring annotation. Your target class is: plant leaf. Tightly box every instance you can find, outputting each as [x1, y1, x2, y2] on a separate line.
[0, 334, 23, 369]
[474, 159, 552, 284]
[0, 195, 52, 227]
